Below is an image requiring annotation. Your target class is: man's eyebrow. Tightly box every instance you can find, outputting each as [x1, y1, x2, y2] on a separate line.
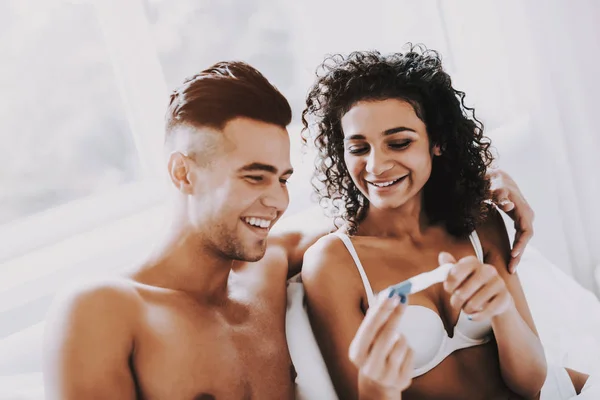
[344, 126, 417, 141]
[238, 163, 294, 176]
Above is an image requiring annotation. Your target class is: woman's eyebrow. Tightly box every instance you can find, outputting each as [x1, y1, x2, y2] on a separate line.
[344, 126, 417, 141]
[383, 126, 417, 135]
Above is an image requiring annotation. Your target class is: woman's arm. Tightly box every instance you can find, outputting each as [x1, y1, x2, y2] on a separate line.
[442, 208, 547, 398]
[302, 235, 413, 400]
[481, 209, 547, 395]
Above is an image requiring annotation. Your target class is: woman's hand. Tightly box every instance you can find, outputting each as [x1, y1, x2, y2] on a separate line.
[440, 252, 514, 321]
[487, 168, 535, 273]
[348, 293, 414, 399]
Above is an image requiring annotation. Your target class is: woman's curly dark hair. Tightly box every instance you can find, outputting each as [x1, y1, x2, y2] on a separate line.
[301, 45, 494, 237]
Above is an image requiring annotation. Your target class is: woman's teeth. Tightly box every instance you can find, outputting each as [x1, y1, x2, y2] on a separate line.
[243, 217, 271, 229]
[368, 178, 401, 188]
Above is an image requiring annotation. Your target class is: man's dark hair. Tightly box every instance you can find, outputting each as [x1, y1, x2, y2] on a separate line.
[166, 61, 292, 139]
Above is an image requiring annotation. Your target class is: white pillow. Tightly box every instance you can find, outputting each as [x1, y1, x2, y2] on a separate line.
[286, 280, 339, 400]
[517, 247, 600, 374]
[0, 373, 44, 400]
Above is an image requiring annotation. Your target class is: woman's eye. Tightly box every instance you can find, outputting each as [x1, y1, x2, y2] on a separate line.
[390, 141, 411, 149]
[279, 178, 289, 185]
[348, 146, 368, 155]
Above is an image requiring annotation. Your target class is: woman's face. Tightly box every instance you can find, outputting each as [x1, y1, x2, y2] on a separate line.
[340, 98, 440, 211]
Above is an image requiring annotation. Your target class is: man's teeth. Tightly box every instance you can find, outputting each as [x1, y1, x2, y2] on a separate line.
[243, 217, 271, 229]
[369, 178, 400, 187]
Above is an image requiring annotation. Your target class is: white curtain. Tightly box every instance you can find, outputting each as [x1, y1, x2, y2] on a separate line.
[293, 0, 600, 293]
[434, 0, 600, 293]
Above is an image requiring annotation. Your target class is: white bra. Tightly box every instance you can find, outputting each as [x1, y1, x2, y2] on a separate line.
[333, 231, 493, 378]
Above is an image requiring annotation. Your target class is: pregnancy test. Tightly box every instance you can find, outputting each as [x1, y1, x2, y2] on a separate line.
[386, 263, 454, 298]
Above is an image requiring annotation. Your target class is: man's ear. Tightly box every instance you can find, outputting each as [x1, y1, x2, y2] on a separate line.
[167, 151, 194, 194]
[432, 144, 442, 156]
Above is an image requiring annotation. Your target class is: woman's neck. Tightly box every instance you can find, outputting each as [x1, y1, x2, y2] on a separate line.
[357, 196, 432, 241]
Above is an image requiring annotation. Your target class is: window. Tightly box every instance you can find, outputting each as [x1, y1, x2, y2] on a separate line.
[143, 0, 316, 214]
[0, 0, 172, 264]
[0, 1, 140, 226]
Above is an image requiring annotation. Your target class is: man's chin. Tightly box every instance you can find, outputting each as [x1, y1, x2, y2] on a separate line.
[238, 243, 268, 263]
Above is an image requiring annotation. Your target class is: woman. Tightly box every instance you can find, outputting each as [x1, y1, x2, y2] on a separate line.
[300, 46, 589, 399]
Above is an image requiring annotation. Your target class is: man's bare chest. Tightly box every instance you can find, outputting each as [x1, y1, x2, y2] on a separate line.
[129, 296, 294, 400]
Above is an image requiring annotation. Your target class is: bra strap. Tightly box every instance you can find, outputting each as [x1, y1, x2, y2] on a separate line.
[332, 232, 376, 307]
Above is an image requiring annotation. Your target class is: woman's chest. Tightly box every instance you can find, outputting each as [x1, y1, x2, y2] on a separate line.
[351, 235, 477, 293]
[351, 236, 481, 332]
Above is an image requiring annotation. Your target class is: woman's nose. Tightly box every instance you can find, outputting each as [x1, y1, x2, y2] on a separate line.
[366, 149, 393, 176]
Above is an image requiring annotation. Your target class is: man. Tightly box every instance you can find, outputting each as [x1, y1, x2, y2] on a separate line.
[43, 62, 534, 399]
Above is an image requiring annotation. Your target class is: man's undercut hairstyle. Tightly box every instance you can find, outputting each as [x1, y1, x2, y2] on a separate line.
[165, 61, 292, 143]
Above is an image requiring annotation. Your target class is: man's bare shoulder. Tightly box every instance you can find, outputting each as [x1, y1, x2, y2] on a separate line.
[47, 277, 142, 335]
[44, 277, 144, 399]
[235, 244, 290, 295]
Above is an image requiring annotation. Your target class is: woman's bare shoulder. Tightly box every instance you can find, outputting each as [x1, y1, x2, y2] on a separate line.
[301, 232, 358, 286]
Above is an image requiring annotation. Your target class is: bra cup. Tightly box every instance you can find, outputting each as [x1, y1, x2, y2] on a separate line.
[396, 305, 493, 376]
[455, 311, 493, 339]
[395, 306, 447, 370]
[332, 230, 492, 378]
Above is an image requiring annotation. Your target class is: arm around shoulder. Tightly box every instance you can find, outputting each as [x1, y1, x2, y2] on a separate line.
[269, 206, 336, 277]
[43, 279, 140, 400]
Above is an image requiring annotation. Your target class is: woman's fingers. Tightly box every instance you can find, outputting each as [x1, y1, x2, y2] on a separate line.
[468, 291, 512, 321]
[381, 335, 412, 389]
[349, 294, 400, 366]
[396, 347, 414, 389]
[487, 168, 535, 273]
[508, 226, 532, 273]
[438, 251, 456, 265]
[444, 256, 479, 294]
[350, 292, 414, 392]
[386, 334, 409, 373]
[362, 332, 406, 382]
[462, 277, 504, 314]
[359, 302, 406, 379]
[449, 263, 497, 310]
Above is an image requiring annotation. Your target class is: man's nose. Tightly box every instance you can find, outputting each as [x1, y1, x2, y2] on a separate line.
[261, 183, 289, 214]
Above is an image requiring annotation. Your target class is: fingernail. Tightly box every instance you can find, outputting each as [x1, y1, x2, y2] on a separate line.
[388, 289, 396, 298]
[467, 314, 473, 321]
[400, 294, 407, 304]
[511, 251, 520, 258]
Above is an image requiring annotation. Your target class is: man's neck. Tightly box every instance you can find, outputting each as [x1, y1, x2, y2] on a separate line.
[135, 225, 234, 303]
